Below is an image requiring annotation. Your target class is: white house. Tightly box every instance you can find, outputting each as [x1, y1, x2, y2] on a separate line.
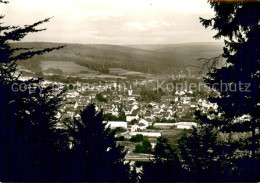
[137, 123, 147, 130]
[131, 105, 139, 113]
[154, 123, 175, 128]
[131, 132, 161, 137]
[149, 102, 159, 108]
[66, 91, 79, 99]
[130, 124, 139, 132]
[126, 114, 139, 122]
[130, 123, 147, 132]
[55, 112, 61, 119]
[179, 91, 185, 95]
[74, 101, 79, 109]
[75, 114, 81, 119]
[139, 119, 149, 127]
[175, 122, 197, 129]
[105, 121, 128, 129]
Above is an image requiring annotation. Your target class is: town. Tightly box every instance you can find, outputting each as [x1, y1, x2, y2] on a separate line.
[17, 65, 218, 162]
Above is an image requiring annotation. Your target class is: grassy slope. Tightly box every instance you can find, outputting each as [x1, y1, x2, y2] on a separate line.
[13, 42, 223, 75]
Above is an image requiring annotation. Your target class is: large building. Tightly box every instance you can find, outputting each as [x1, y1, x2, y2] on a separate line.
[105, 121, 128, 129]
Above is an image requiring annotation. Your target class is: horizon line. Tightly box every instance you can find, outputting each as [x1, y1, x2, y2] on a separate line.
[13, 41, 224, 46]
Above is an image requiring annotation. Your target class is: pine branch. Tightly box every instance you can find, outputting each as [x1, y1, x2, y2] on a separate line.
[0, 0, 8, 4]
[197, 54, 224, 73]
[0, 17, 53, 43]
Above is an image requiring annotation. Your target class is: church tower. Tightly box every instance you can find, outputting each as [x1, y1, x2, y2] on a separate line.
[128, 84, 133, 96]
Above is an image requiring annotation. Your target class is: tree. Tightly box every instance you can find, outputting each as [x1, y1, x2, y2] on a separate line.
[178, 125, 219, 181]
[141, 137, 182, 182]
[103, 113, 118, 121]
[118, 105, 126, 121]
[140, 88, 162, 103]
[66, 104, 134, 182]
[103, 105, 126, 121]
[134, 139, 152, 154]
[130, 134, 144, 142]
[142, 139, 152, 153]
[0, 1, 66, 181]
[193, 0, 260, 180]
[96, 93, 108, 103]
[130, 119, 138, 125]
[134, 144, 143, 153]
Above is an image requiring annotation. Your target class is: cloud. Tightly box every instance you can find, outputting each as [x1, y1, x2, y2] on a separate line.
[60, 9, 125, 22]
[0, 0, 217, 44]
[125, 22, 148, 31]
[125, 20, 174, 31]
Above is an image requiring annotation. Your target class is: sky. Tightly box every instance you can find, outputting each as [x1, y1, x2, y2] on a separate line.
[0, 0, 219, 45]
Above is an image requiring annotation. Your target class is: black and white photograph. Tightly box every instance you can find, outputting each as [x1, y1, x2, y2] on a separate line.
[0, 0, 260, 182]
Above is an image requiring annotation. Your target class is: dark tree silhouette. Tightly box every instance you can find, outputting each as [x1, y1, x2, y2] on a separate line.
[66, 104, 135, 182]
[184, 0, 260, 181]
[0, 1, 66, 181]
[141, 137, 182, 182]
[178, 124, 235, 181]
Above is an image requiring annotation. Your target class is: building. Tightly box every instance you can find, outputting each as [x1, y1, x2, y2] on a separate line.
[126, 111, 139, 122]
[139, 119, 149, 127]
[131, 132, 161, 137]
[175, 122, 197, 129]
[105, 121, 128, 129]
[154, 123, 175, 129]
[161, 96, 175, 103]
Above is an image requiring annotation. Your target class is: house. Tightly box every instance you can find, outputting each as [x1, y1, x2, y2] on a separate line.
[188, 90, 193, 94]
[130, 124, 138, 132]
[138, 123, 147, 130]
[175, 122, 197, 129]
[77, 96, 90, 107]
[143, 111, 153, 120]
[126, 114, 139, 122]
[179, 91, 185, 95]
[139, 119, 149, 127]
[75, 114, 81, 119]
[190, 102, 197, 109]
[161, 96, 175, 103]
[66, 91, 79, 99]
[66, 111, 75, 119]
[160, 112, 171, 120]
[131, 132, 161, 137]
[127, 96, 136, 101]
[130, 123, 146, 132]
[105, 121, 128, 129]
[130, 105, 139, 113]
[115, 131, 131, 139]
[111, 105, 119, 116]
[74, 101, 79, 109]
[167, 109, 174, 116]
[181, 96, 191, 104]
[159, 108, 165, 113]
[154, 123, 175, 129]
[126, 110, 139, 122]
[149, 102, 159, 108]
[55, 112, 61, 119]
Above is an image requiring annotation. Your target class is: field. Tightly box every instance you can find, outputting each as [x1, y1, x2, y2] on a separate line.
[40, 61, 99, 74]
[161, 129, 187, 145]
[109, 68, 145, 76]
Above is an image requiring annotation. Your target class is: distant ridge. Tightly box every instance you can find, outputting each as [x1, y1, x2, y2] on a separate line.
[13, 42, 223, 75]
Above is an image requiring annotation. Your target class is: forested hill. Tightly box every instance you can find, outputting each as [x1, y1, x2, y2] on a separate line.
[13, 42, 223, 75]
